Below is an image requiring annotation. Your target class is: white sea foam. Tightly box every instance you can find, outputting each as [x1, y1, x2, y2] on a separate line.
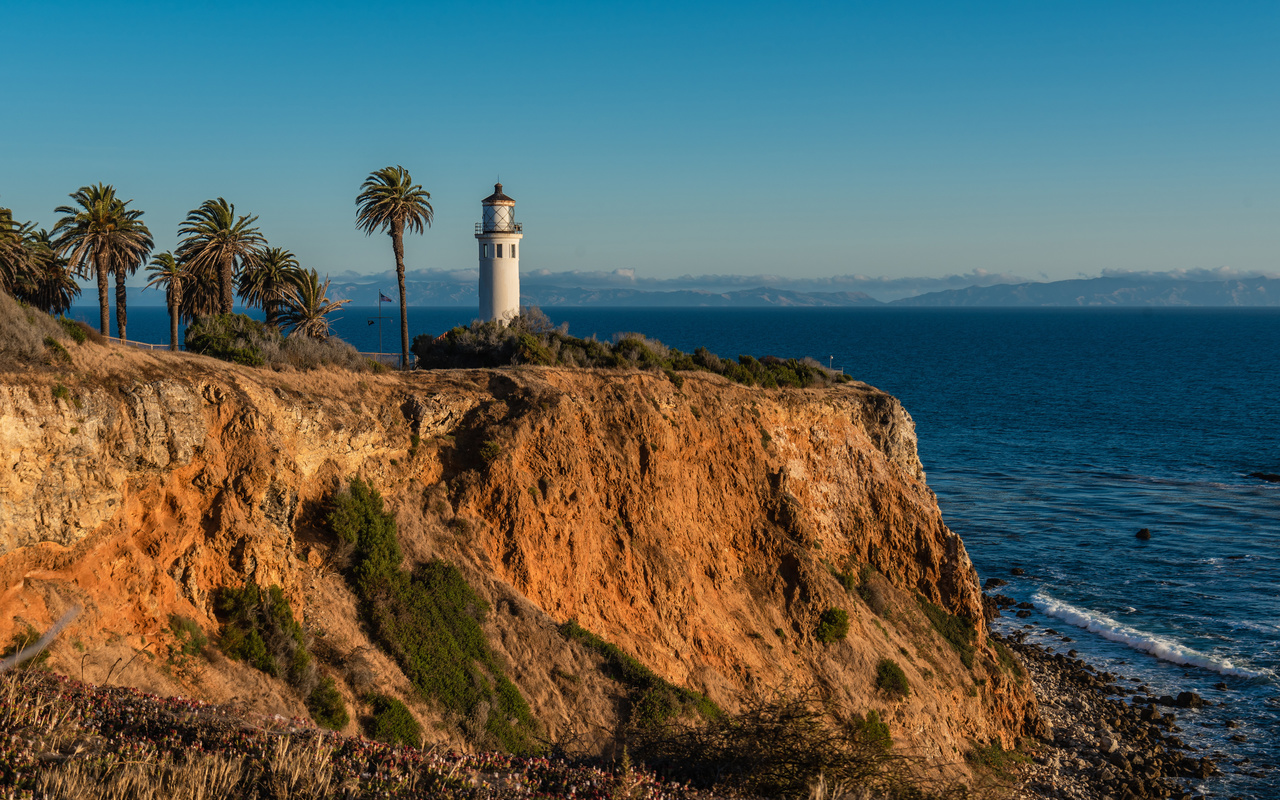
[1032, 592, 1271, 679]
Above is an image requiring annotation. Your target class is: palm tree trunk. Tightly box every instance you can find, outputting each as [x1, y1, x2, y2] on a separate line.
[392, 224, 408, 369]
[169, 292, 179, 352]
[115, 268, 128, 342]
[221, 253, 234, 314]
[95, 256, 110, 336]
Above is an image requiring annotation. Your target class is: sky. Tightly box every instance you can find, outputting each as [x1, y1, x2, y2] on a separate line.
[2, 1, 1278, 286]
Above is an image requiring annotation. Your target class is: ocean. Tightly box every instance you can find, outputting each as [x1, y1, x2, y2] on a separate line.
[70, 304, 1280, 798]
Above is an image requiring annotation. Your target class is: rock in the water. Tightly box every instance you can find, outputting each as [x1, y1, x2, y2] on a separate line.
[1136, 528, 1152, 540]
[1010, 567, 1026, 576]
[1176, 691, 1205, 709]
[1016, 609, 1033, 618]
[984, 577, 1008, 589]
[1247, 471, 1280, 483]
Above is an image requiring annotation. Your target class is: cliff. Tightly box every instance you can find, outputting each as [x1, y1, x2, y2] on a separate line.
[0, 341, 1038, 778]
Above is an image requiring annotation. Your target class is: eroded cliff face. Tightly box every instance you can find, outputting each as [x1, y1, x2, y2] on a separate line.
[0, 344, 1037, 774]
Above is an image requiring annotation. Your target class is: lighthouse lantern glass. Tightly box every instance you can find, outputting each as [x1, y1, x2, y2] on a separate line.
[483, 205, 515, 232]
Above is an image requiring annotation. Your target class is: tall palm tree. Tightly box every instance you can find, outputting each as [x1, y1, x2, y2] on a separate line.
[237, 246, 302, 328]
[51, 184, 153, 336]
[279, 268, 350, 340]
[17, 229, 80, 315]
[146, 251, 186, 351]
[177, 198, 265, 314]
[356, 166, 432, 368]
[0, 206, 34, 296]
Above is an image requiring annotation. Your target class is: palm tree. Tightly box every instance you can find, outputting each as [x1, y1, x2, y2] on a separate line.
[237, 246, 302, 328]
[0, 206, 34, 296]
[356, 166, 432, 368]
[177, 198, 265, 314]
[18, 229, 80, 315]
[146, 251, 186, 351]
[279, 268, 350, 340]
[51, 184, 153, 336]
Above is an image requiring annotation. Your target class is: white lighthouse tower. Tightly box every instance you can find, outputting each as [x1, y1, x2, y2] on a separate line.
[475, 183, 523, 324]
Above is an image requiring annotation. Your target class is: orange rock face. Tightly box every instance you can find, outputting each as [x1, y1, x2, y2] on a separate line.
[0, 347, 1038, 769]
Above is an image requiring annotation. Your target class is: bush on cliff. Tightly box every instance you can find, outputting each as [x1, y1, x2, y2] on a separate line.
[919, 598, 976, 669]
[215, 583, 316, 691]
[308, 676, 349, 730]
[875, 658, 911, 700]
[411, 306, 851, 388]
[558, 619, 720, 727]
[185, 312, 373, 371]
[816, 608, 850, 644]
[627, 686, 961, 799]
[327, 477, 539, 754]
[366, 693, 422, 747]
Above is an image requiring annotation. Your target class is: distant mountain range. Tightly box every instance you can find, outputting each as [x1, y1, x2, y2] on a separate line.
[121, 273, 1280, 308]
[890, 276, 1279, 307]
[325, 275, 1279, 308]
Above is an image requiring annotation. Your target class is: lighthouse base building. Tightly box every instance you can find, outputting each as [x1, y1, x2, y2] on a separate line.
[475, 183, 523, 324]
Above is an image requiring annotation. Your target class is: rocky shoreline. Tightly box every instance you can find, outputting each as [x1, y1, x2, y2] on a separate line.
[1000, 631, 1221, 800]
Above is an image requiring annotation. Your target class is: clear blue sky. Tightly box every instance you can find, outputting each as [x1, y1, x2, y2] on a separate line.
[2, 1, 1277, 283]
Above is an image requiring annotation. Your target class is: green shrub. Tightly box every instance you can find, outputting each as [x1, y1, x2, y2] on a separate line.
[327, 478, 538, 754]
[44, 337, 71, 364]
[51, 383, 70, 402]
[967, 739, 1031, 776]
[167, 614, 207, 658]
[875, 658, 910, 699]
[991, 638, 1025, 679]
[919, 598, 976, 669]
[479, 440, 502, 462]
[185, 313, 271, 366]
[186, 312, 369, 371]
[850, 709, 893, 753]
[214, 583, 315, 693]
[1, 624, 50, 669]
[307, 676, 349, 730]
[816, 608, 849, 644]
[366, 694, 422, 747]
[57, 316, 87, 344]
[409, 306, 851, 388]
[559, 620, 720, 726]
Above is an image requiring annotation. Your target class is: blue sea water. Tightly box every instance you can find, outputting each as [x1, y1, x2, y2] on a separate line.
[73, 304, 1280, 797]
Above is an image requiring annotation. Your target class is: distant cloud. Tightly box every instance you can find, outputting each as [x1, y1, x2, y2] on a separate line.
[1100, 266, 1280, 281]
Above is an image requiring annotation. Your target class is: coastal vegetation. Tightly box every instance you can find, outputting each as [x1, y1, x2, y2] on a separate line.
[557, 620, 720, 726]
[816, 608, 851, 644]
[2, 190, 356, 354]
[184, 313, 373, 371]
[413, 309, 852, 388]
[918, 598, 977, 670]
[326, 478, 539, 754]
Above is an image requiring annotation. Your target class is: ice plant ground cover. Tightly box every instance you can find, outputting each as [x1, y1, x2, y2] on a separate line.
[0, 670, 715, 799]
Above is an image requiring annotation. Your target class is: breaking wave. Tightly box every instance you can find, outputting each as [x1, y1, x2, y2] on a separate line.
[1032, 592, 1271, 679]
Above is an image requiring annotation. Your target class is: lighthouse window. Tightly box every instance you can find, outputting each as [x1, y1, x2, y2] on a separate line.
[483, 243, 491, 258]
[511, 244, 516, 258]
[497, 244, 504, 258]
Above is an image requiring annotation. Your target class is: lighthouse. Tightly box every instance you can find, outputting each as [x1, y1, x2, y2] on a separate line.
[475, 183, 523, 324]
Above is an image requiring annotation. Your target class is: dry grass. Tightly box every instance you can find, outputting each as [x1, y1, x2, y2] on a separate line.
[0, 292, 72, 366]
